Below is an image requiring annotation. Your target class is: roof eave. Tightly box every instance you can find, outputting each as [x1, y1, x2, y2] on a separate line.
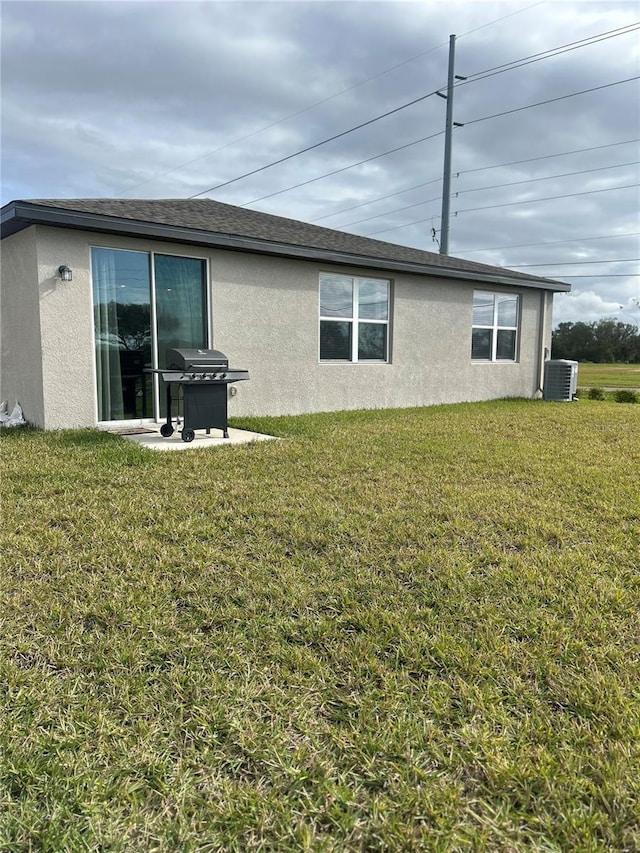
[0, 201, 571, 293]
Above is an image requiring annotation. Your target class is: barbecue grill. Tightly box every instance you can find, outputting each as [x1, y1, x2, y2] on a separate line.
[146, 348, 249, 442]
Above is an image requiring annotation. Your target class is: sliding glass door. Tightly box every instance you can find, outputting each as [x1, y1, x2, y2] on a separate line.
[92, 247, 207, 422]
[154, 255, 208, 379]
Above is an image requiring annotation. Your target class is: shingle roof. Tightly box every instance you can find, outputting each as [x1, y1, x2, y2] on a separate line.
[2, 197, 570, 291]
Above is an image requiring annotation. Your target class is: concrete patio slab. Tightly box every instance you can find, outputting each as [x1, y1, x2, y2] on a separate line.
[110, 425, 278, 451]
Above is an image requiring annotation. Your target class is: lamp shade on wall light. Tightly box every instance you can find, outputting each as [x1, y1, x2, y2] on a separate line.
[58, 265, 73, 282]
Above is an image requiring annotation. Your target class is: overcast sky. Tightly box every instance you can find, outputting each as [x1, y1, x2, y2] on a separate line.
[2, 0, 639, 326]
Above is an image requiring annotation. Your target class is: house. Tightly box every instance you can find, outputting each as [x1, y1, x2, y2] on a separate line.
[0, 198, 569, 430]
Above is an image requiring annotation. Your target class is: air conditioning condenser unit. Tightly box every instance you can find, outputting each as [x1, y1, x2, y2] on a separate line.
[543, 359, 578, 402]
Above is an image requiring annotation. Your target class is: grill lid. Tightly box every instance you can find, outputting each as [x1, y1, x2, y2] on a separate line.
[166, 348, 229, 371]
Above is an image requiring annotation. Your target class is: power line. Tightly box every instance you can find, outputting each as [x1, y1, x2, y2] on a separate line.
[510, 258, 640, 267]
[455, 231, 640, 254]
[238, 130, 446, 207]
[242, 76, 638, 208]
[365, 183, 640, 236]
[264, 37, 639, 205]
[457, 0, 547, 39]
[118, 0, 545, 196]
[311, 176, 442, 223]
[193, 29, 619, 203]
[188, 88, 446, 199]
[188, 47, 637, 203]
[337, 194, 442, 229]
[455, 23, 640, 89]
[553, 274, 640, 278]
[120, 64, 450, 199]
[458, 138, 640, 176]
[242, 79, 638, 209]
[336, 162, 639, 229]
[312, 139, 640, 223]
[452, 183, 640, 215]
[453, 161, 639, 196]
[463, 76, 640, 129]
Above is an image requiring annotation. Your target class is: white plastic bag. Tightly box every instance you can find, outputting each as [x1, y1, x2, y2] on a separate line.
[0, 401, 26, 427]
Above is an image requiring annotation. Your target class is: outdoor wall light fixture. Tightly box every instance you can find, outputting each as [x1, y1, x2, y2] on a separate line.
[58, 265, 73, 282]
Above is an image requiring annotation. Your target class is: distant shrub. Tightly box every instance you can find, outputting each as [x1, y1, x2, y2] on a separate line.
[588, 387, 605, 400]
[614, 389, 638, 404]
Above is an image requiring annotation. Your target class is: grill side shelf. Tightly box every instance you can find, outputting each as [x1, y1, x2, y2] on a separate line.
[144, 369, 250, 384]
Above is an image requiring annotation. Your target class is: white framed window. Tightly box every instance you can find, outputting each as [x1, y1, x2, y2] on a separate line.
[471, 290, 519, 362]
[319, 273, 390, 362]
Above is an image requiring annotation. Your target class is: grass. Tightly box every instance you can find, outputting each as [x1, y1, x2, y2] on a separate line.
[577, 363, 640, 389]
[1, 400, 639, 852]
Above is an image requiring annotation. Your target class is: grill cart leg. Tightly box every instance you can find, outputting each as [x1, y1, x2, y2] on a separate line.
[160, 382, 174, 438]
[223, 429, 229, 439]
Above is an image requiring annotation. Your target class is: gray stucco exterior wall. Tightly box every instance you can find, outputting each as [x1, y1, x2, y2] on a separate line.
[213, 251, 545, 416]
[1, 225, 97, 428]
[34, 226, 100, 429]
[1, 224, 554, 428]
[0, 227, 45, 426]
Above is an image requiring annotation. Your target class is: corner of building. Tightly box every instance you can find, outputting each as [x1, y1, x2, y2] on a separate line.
[0, 226, 46, 427]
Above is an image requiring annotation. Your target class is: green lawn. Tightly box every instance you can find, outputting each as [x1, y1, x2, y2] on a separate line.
[1, 400, 639, 852]
[577, 362, 640, 389]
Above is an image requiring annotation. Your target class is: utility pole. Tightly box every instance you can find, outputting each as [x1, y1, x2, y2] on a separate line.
[438, 34, 465, 255]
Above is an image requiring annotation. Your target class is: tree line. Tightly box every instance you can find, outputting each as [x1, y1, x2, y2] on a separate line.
[551, 319, 640, 363]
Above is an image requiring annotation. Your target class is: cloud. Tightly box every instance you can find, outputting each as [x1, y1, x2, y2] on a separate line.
[553, 289, 640, 326]
[1, 0, 639, 326]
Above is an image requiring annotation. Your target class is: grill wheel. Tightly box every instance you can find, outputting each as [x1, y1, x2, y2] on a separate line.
[181, 428, 196, 443]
